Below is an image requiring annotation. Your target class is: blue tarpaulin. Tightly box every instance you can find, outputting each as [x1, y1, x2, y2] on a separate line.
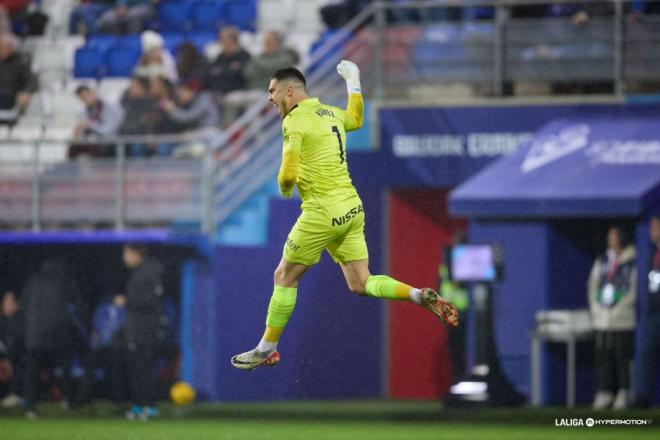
[450, 118, 660, 217]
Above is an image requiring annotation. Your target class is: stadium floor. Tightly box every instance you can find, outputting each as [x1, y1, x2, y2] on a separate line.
[1, 400, 658, 440]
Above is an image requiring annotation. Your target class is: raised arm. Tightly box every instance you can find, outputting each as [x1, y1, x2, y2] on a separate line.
[337, 60, 363, 132]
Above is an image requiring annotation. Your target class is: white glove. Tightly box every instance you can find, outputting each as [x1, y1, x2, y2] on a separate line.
[336, 59, 361, 94]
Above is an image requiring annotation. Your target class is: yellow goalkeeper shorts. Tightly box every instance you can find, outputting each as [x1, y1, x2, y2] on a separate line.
[283, 197, 369, 266]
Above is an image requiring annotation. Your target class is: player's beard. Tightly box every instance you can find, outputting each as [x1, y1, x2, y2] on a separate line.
[273, 99, 287, 118]
[279, 104, 286, 118]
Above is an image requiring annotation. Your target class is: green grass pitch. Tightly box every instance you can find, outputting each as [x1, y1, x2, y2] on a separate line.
[1, 419, 658, 440]
[1, 401, 658, 440]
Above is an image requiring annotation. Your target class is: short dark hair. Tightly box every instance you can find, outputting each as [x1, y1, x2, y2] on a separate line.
[271, 67, 306, 88]
[75, 85, 92, 95]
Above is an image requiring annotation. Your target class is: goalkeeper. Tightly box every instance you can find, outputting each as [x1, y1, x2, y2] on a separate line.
[232, 61, 459, 370]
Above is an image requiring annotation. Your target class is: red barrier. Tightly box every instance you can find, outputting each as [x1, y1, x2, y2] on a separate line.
[387, 189, 465, 399]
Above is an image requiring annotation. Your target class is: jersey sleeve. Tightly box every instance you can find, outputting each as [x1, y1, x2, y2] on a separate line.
[278, 114, 305, 197]
[343, 93, 364, 132]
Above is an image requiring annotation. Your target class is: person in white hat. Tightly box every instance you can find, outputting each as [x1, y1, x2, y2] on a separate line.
[134, 30, 178, 82]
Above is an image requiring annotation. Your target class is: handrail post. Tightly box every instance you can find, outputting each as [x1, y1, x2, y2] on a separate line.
[31, 140, 41, 231]
[115, 142, 126, 231]
[613, 0, 624, 96]
[493, 3, 507, 97]
[201, 139, 213, 236]
[374, 1, 386, 100]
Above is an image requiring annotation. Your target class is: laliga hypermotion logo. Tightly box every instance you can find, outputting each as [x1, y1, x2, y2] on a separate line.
[521, 124, 590, 173]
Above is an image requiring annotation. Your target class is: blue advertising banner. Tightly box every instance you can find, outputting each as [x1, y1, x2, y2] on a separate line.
[379, 103, 660, 187]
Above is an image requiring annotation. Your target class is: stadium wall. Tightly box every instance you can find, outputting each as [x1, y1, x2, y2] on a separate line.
[211, 193, 385, 401]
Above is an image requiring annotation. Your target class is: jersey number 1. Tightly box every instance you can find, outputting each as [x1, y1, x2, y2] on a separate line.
[332, 126, 345, 164]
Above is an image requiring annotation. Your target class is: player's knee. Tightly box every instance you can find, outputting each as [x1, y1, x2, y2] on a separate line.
[273, 267, 287, 285]
[347, 278, 367, 295]
[274, 266, 296, 287]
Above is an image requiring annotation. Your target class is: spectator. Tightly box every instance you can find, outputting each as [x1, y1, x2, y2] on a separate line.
[144, 75, 181, 156]
[0, 1, 30, 19]
[2, 1, 48, 36]
[588, 225, 636, 410]
[117, 244, 166, 421]
[0, 32, 36, 124]
[69, 0, 114, 35]
[636, 216, 660, 407]
[22, 259, 83, 418]
[244, 31, 298, 91]
[176, 41, 207, 85]
[161, 80, 220, 131]
[203, 26, 251, 96]
[320, 0, 372, 29]
[0, 290, 24, 408]
[0, 4, 15, 33]
[119, 75, 158, 156]
[97, 0, 158, 35]
[71, 85, 124, 157]
[220, 31, 298, 124]
[134, 30, 178, 82]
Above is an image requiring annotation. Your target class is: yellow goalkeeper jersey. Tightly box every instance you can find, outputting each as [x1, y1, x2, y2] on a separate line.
[279, 97, 361, 210]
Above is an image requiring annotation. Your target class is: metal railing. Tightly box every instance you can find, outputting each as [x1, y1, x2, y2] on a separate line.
[0, 131, 216, 233]
[359, 0, 660, 98]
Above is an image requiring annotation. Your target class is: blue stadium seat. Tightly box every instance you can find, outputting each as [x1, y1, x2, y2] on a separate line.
[222, 0, 256, 32]
[191, 0, 224, 32]
[116, 34, 142, 51]
[158, 0, 194, 32]
[86, 34, 119, 51]
[106, 45, 141, 77]
[74, 46, 104, 78]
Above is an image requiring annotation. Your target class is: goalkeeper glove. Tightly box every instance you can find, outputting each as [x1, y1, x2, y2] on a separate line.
[337, 59, 361, 95]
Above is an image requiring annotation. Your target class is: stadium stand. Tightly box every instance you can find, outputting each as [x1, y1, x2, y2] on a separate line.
[1, 0, 660, 233]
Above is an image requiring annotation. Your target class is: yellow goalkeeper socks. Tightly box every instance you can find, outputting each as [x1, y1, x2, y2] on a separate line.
[258, 285, 297, 353]
[365, 275, 420, 302]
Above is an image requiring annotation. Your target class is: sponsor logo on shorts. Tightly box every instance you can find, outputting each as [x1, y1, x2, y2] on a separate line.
[286, 238, 300, 252]
[331, 205, 363, 227]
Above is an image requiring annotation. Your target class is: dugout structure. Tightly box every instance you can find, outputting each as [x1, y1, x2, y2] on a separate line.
[451, 117, 660, 405]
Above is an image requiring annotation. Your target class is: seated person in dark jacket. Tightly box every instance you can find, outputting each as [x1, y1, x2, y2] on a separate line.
[320, 0, 372, 29]
[176, 41, 207, 86]
[119, 76, 158, 156]
[116, 244, 166, 421]
[0, 32, 37, 123]
[203, 27, 251, 97]
[161, 80, 220, 131]
[97, 0, 158, 35]
[143, 76, 182, 156]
